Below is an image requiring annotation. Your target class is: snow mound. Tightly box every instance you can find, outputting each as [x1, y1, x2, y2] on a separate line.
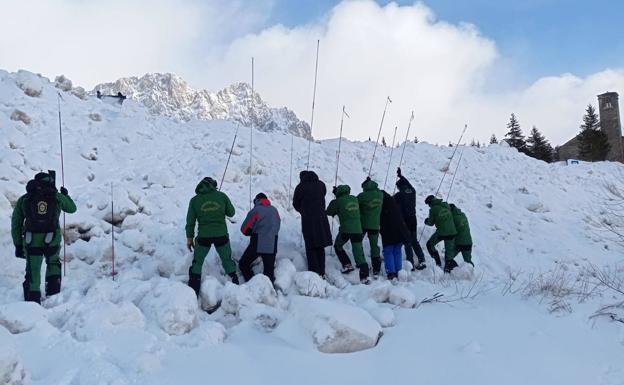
[0, 328, 27, 385]
[199, 276, 224, 311]
[15, 70, 43, 97]
[138, 279, 198, 335]
[0, 302, 47, 334]
[289, 296, 383, 353]
[294, 271, 332, 298]
[388, 286, 417, 308]
[63, 300, 145, 341]
[362, 300, 397, 328]
[274, 258, 297, 292]
[221, 275, 278, 315]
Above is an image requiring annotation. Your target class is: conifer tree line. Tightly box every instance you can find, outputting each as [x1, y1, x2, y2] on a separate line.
[498, 113, 555, 162]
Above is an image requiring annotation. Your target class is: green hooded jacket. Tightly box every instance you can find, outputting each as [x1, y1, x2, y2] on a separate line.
[450, 205, 472, 245]
[185, 179, 235, 238]
[357, 179, 383, 230]
[424, 198, 457, 237]
[326, 185, 362, 234]
[11, 192, 77, 247]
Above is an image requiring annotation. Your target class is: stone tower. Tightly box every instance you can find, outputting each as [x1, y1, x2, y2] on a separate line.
[598, 92, 623, 162]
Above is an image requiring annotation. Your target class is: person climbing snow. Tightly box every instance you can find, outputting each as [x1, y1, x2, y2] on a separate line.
[11, 171, 76, 304]
[379, 191, 410, 280]
[326, 185, 370, 284]
[185, 177, 238, 295]
[449, 204, 474, 267]
[357, 177, 383, 276]
[424, 195, 458, 273]
[393, 168, 426, 270]
[292, 170, 333, 278]
[238, 193, 281, 283]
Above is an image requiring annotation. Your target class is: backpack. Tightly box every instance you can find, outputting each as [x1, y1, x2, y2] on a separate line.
[24, 181, 59, 233]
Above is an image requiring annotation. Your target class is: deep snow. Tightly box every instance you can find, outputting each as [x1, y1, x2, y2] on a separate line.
[1, 70, 623, 385]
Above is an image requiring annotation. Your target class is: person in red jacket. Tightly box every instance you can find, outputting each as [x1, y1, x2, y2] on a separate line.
[239, 193, 281, 283]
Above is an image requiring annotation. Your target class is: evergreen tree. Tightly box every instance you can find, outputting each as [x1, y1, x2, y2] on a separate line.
[526, 126, 554, 163]
[470, 138, 477, 147]
[414, 136, 419, 143]
[448, 141, 453, 147]
[381, 136, 387, 147]
[577, 104, 611, 161]
[504, 113, 527, 152]
[490, 134, 498, 144]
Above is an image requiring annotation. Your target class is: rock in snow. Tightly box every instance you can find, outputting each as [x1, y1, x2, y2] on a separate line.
[289, 296, 383, 353]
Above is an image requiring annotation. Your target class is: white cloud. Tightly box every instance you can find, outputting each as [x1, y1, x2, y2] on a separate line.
[201, 0, 624, 145]
[1, 0, 623, 145]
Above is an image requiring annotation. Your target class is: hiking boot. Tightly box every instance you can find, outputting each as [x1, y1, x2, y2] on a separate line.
[432, 255, 442, 267]
[341, 264, 355, 274]
[387, 272, 398, 281]
[414, 262, 427, 271]
[45, 275, 61, 296]
[443, 259, 458, 273]
[358, 263, 370, 282]
[26, 291, 41, 304]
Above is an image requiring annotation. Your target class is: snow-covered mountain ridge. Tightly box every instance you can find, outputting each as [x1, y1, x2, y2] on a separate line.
[93, 72, 312, 139]
[0, 69, 623, 385]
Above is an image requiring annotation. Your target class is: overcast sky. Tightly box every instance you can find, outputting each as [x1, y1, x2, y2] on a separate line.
[1, 0, 623, 145]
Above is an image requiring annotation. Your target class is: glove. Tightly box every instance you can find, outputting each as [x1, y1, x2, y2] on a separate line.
[424, 218, 432, 226]
[60, 186, 68, 196]
[332, 186, 337, 195]
[397, 167, 402, 178]
[15, 246, 24, 259]
[186, 238, 194, 252]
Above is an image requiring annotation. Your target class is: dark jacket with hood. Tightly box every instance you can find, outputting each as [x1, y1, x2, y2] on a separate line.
[185, 178, 235, 238]
[241, 196, 281, 254]
[292, 171, 332, 248]
[380, 191, 410, 246]
[393, 176, 417, 231]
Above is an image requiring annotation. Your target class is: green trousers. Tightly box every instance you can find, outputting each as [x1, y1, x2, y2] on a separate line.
[454, 244, 473, 263]
[426, 231, 456, 263]
[363, 229, 380, 259]
[191, 236, 236, 275]
[334, 232, 366, 267]
[24, 233, 61, 294]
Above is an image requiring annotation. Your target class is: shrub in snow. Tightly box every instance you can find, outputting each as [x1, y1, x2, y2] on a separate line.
[289, 296, 382, 353]
[54, 74, 72, 91]
[388, 286, 417, 308]
[221, 275, 278, 315]
[199, 276, 224, 311]
[138, 279, 198, 335]
[294, 271, 330, 298]
[9, 110, 31, 125]
[274, 258, 296, 292]
[15, 70, 43, 97]
[0, 328, 27, 385]
[0, 302, 47, 333]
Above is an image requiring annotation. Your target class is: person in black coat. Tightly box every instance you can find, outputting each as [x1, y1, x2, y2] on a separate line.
[379, 191, 410, 280]
[393, 168, 427, 270]
[292, 170, 333, 277]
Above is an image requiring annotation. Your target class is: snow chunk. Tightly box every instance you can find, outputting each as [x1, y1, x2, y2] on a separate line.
[289, 296, 382, 353]
[54, 74, 72, 91]
[388, 286, 417, 308]
[9, 110, 31, 125]
[362, 300, 396, 328]
[0, 302, 47, 334]
[274, 258, 296, 292]
[294, 271, 330, 298]
[0, 328, 27, 385]
[199, 276, 224, 311]
[239, 303, 284, 331]
[369, 281, 393, 303]
[138, 279, 198, 335]
[221, 275, 278, 315]
[175, 320, 226, 348]
[63, 301, 145, 341]
[15, 70, 43, 97]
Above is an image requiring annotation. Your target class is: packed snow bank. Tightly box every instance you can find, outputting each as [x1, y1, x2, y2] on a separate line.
[0, 302, 47, 334]
[287, 296, 383, 353]
[0, 328, 27, 385]
[138, 279, 198, 335]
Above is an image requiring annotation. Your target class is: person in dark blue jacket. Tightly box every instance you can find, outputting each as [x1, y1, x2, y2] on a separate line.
[393, 168, 426, 270]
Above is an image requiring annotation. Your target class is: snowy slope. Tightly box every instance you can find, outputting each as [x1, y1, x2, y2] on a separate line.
[1, 70, 623, 385]
[93, 73, 312, 139]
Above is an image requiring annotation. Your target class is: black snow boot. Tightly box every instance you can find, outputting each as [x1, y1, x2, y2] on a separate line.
[45, 275, 61, 297]
[26, 291, 41, 304]
[341, 264, 355, 274]
[229, 273, 240, 285]
[443, 259, 458, 274]
[371, 257, 382, 276]
[358, 263, 370, 284]
[188, 273, 201, 296]
[414, 262, 427, 271]
[22, 281, 29, 301]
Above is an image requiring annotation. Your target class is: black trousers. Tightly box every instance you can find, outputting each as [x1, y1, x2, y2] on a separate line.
[305, 246, 326, 277]
[238, 235, 276, 283]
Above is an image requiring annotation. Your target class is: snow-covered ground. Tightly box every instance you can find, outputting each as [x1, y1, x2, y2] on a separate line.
[1, 70, 623, 385]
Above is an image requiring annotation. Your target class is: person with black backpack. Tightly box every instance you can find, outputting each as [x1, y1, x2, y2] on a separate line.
[11, 172, 76, 304]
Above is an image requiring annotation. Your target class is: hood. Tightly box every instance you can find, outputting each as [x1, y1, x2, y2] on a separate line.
[300, 170, 319, 183]
[361, 179, 379, 191]
[254, 197, 271, 206]
[396, 176, 411, 191]
[195, 178, 217, 194]
[334, 185, 351, 197]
